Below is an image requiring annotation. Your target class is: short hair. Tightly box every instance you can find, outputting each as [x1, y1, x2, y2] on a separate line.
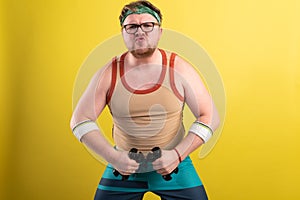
[119, 0, 163, 25]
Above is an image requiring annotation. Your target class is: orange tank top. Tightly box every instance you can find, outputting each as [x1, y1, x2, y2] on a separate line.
[107, 49, 185, 151]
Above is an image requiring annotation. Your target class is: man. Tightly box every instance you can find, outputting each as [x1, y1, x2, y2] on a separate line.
[70, 1, 220, 199]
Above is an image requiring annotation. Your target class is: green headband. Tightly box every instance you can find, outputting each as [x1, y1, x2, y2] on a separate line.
[120, 5, 161, 26]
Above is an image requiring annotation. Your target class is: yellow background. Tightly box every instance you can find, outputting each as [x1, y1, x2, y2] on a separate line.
[1, 0, 300, 199]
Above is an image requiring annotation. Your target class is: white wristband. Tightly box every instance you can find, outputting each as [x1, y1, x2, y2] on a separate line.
[72, 120, 99, 141]
[189, 121, 213, 143]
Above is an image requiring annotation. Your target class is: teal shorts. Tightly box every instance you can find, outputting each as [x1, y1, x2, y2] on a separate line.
[97, 156, 204, 192]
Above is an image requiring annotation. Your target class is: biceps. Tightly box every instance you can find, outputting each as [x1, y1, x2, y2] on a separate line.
[184, 76, 213, 118]
[71, 72, 108, 126]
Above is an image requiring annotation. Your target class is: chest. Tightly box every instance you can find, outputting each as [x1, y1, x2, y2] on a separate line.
[122, 64, 164, 90]
[109, 85, 183, 118]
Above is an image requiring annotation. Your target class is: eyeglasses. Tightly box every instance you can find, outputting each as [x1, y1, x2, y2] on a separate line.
[123, 22, 160, 34]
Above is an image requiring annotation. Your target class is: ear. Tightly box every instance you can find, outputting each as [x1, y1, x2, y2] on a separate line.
[158, 27, 163, 38]
[121, 29, 125, 37]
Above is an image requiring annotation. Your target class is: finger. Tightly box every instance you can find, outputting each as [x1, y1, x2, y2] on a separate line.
[156, 169, 164, 175]
[130, 161, 140, 168]
[118, 170, 134, 176]
[151, 159, 162, 170]
[115, 165, 138, 174]
[156, 169, 171, 176]
[157, 165, 176, 175]
[160, 170, 172, 176]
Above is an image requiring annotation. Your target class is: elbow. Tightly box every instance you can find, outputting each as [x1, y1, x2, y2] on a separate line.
[70, 115, 76, 131]
[214, 116, 220, 131]
[211, 108, 220, 131]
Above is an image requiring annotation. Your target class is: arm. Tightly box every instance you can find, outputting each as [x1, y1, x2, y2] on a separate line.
[173, 55, 220, 160]
[154, 55, 220, 175]
[70, 62, 139, 175]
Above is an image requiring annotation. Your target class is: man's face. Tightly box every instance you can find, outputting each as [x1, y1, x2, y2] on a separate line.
[122, 13, 162, 58]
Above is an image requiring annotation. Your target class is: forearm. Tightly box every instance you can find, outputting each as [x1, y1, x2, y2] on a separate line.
[174, 113, 219, 161]
[78, 129, 140, 175]
[70, 115, 116, 164]
[80, 130, 118, 164]
[174, 133, 204, 161]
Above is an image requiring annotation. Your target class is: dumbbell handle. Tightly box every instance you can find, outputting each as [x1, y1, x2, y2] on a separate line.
[148, 147, 179, 181]
[112, 169, 129, 180]
[162, 167, 179, 181]
[113, 147, 179, 181]
[112, 148, 140, 180]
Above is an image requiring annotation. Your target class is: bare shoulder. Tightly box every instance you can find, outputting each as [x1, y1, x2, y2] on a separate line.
[172, 53, 199, 78]
[92, 57, 116, 92]
[95, 59, 114, 78]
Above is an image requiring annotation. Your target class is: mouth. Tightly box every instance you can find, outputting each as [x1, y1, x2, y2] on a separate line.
[135, 37, 146, 42]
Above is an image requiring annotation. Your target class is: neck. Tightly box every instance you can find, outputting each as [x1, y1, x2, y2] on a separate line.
[127, 48, 161, 66]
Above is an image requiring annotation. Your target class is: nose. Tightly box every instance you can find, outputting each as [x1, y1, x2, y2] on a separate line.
[135, 26, 144, 35]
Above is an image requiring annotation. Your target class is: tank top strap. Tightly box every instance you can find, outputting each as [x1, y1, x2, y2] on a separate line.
[106, 56, 118, 104]
[107, 49, 184, 103]
[158, 48, 170, 86]
[166, 51, 185, 102]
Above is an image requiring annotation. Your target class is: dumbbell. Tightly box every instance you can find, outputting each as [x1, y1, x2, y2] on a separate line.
[162, 167, 179, 181]
[146, 147, 161, 162]
[112, 169, 129, 181]
[129, 148, 146, 173]
[146, 147, 179, 181]
[113, 148, 145, 180]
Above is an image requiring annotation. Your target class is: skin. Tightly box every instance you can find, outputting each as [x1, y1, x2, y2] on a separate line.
[70, 13, 220, 176]
[121, 13, 162, 59]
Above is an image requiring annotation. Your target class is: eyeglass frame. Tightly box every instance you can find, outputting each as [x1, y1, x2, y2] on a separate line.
[122, 22, 161, 34]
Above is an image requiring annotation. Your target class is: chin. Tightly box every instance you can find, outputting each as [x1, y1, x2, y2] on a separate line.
[130, 48, 156, 58]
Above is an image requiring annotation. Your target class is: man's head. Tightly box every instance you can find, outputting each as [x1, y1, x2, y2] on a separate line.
[119, 1, 163, 58]
[119, 0, 162, 27]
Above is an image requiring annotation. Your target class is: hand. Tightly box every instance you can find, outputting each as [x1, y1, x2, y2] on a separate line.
[152, 149, 180, 175]
[111, 150, 140, 176]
